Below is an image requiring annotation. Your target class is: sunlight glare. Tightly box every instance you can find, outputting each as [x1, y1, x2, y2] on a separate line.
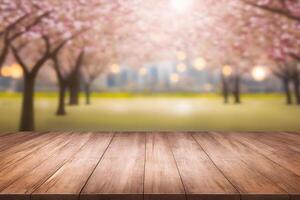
[170, 0, 194, 13]
[175, 102, 192, 115]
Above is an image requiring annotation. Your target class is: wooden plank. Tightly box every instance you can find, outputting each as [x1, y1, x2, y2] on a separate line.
[238, 133, 300, 177]
[0, 132, 8, 136]
[81, 133, 145, 200]
[245, 132, 300, 153]
[0, 132, 68, 171]
[251, 132, 300, 145]
[0, 132, 75, 192]
[283, 132, 300, 142]
[215, 132, 300, 199]
[193, 132, 289, 200]
[32, 133, 113, 200]
[0, 132, 27, 138]
[167, 133, 239, 200]
[0, 132, 17, 138]
[144, 133, 186, 200]
[0, 132, 93, 200]
[0, 132, 42, 152]
[250, 132, 300, 152]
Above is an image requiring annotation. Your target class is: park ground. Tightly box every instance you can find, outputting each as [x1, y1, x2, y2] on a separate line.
[0, 92, 299, 132]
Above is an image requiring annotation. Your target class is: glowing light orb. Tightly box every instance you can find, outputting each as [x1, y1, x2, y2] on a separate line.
[252, 66, 267, 82]
[177, 63, 187, 72]
[10, 64, 23, 79]
[176, 51, 187, 61]
[139, 67, 148, 76]
[1, 66, 12, 77]
[110, 64, 121, 74]
[170, 73, 179, 83]
[222, 65, 233, 77]
[170, 0, 194, 13]
[193, 58, 206, 71]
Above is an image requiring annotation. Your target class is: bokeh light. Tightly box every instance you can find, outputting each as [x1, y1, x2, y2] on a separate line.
[139, 67, 148, 76]
[1, 66, 11, 77]
[10, 64, 23, 79]
[170, 73, 179, 83]
[0, 64, 23, 79]
[193, 58, 206, 71]
[222, 65, 233, 77]
[252, 66, 267, 82]
[176, 51, 187, 61]
[110, 64, 121, 74]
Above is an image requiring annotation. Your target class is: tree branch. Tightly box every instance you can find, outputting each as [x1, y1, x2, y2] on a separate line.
[290, 53, 300, 62]
[51, 28, 89, 57]
[241, 0, 300, 22]
[51, 54, 65, 81]
[5, 13, 30, 33]
[31, 35, 51, 76]
[10, 11, 51, 41]
[10, 44, 29, 75]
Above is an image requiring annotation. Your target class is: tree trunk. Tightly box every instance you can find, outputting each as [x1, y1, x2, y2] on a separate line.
[56, 81, 67, 116]
[0, 45, 9, 75]
[68, 49, 85, 106]
[283, 78, 293, 105]
[84, 83, 91, 105]
[221, 74, 229, 104]
[69, 73, 80, 105]
[233, 75, 241, 104]
[20, 75, 35, 131]
[292, 75, 300, 105]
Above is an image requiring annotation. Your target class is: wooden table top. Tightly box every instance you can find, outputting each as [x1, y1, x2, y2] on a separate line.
[0, 131, 299, 200]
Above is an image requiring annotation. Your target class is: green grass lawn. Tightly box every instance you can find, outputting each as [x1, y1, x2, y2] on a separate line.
[0, 92, 299, 132]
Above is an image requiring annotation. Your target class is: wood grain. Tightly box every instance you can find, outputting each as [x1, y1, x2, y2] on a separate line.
[193, 132, 289, 200]
[0, 132, 41, 152]
[81, 133, 145, 200]
[0, 133, 74, 191]
[0, 132, 67, 171]
[167, 133, 239, 200]
[213, 133, 300, 195]
[244, 132, 300, 153]
[0, 132, 299, 200]
[238, 133, 300, 176]
[32, 133, 113, 200]
[0, 133, 93, 200]
[144, 133, 186, 200]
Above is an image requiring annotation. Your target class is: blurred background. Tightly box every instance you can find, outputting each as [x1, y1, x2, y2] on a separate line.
[0, 0, 299, 132]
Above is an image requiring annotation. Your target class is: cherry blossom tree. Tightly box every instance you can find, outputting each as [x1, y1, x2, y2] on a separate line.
[237, 0, 300, 104]
[81, 47, 110, 105]
[2, 0, 299, 132]
[8, 0, 93, 130]
[0, 1, 49, 74]
[51, 41, 86, 115]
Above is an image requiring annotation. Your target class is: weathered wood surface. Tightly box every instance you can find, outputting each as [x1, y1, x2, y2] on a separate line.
[0, 132, 299, 200]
